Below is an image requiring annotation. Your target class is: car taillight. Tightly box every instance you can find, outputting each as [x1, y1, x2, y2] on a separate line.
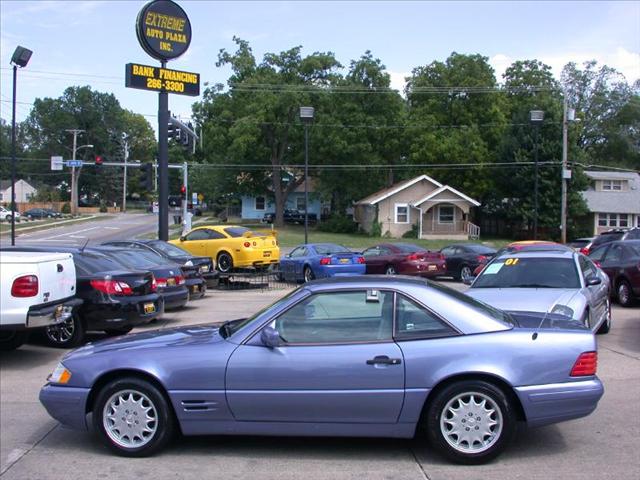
[151, 276, 158, 292]
[580, 247, 590, 255]
[320, 257, 331, 265]
[11, 275, 38, 297]
[356, 256, 365, 264]
[176, 275, 185, 285]
[155, 278, 168, 288]
[407, 253, 419, 261]
[570, 351, 597, 376]
[90, 279, 133, 296]
[477, 255, 487, 263]
[243, 241, 251, 248]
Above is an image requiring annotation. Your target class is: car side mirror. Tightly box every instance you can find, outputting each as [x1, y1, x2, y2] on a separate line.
[586, 276, 601, 286]
[261, 326, 281, 348]
[179, 236, 186, 242]
[463, 276, 475, 286]
[286, 253, 291, 258]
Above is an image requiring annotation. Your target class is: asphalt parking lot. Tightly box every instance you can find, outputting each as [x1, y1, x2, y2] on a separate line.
[1, 281, 639, 480]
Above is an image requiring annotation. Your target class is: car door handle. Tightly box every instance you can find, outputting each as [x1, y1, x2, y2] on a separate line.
[366, 355, 402, 365]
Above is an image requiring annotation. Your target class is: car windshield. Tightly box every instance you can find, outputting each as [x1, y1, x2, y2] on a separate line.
[150, 241, 189, 258]
[101, 250, 163, 269]
[220, 289, 300, 338]
[593, 233, 624, 245]
[74, 252, 130, 274]
[314, 244, 350, 255]
[428, 281, 514, 326]
[394, 243, 427, 253]
[473, 257, 581, 289]
[466, 244, 496, 254]
[627, 243, 640, 256]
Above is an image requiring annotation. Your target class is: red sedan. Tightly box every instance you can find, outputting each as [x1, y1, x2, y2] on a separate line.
[361, 243, 446, 277]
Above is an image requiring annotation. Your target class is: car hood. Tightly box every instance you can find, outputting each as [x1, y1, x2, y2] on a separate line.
[466, 288, 582, 315]
[64, 323, 225, 359]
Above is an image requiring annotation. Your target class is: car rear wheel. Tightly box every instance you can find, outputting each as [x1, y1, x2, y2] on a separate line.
[425, 380, 515, 464]
[458, 265, 472, 283]
[217, 252, 233, 273]
[385, 265, 397, 275]
[45, 314, 85, 348]
[617, 280, 635, 307]
[0, 330, 28, 351]
[303, 266, 315, 283]
[94, 377, 175, 457]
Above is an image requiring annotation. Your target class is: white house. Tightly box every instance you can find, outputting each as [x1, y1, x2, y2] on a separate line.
[0, 179, 37, 204]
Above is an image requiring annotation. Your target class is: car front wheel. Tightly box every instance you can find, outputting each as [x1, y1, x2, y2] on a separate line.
[617, 280, 635, 307]
[93, 377, 175, 457]
[425, 380, 516, 464]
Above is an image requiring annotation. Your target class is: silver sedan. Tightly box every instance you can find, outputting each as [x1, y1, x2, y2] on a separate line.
[466, 250, 611, 334]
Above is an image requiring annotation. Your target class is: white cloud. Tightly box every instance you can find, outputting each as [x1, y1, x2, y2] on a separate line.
[388, 70, 409, 94]
[490, 47, 640, 84]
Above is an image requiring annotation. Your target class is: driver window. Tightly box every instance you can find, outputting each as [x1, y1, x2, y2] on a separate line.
[274, 290, 394, 344]
[362, 247, 379, 257]
[185, 230, 210, 241]
[290, 247, 308, 258]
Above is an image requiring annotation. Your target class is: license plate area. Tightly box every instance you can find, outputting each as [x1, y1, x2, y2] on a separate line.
[143, 302, 156, 314]
[167, 278, 176, 286]
[263, 251, 271, 257]
[428, 264, 437, 271]
[339, 258, 350, 264]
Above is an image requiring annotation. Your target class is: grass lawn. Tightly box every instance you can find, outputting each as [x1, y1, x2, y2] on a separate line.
[0, 215, 110, 235]
[150, 220, 510, 250]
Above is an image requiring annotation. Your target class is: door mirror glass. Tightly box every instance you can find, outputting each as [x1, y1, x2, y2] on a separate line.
[261, 326, 281, 348]
[586, 276, 601, 286]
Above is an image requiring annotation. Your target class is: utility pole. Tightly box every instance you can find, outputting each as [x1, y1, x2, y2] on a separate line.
[66, 129, 83, 216]
[158, 61, 169, 241]
[561, 95, 568, 244]
[182, 162, 190, 234]
[121, 133, 130, 213]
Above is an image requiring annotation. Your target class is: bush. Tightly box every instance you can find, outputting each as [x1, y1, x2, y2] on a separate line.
[370, 220, 382, 238]
[402, 223, 419, 239]
[99, 203, 108, 213]
[61, 203, 71, 214]
[317, 215, 358, 234]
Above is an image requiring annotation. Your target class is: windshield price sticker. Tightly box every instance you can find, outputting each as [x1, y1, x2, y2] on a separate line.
[484, 263, 504, 275]
[125, 63, 200, 96]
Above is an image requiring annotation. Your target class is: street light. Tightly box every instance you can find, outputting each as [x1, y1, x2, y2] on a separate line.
[300, 106, 314, 244]
[9, 45, 33, 246]
[530, 109, 544, 240]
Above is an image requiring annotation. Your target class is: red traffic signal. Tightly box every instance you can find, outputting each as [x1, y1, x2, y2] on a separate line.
[95, 155, 103, 165]
[180, 185, 186, 195]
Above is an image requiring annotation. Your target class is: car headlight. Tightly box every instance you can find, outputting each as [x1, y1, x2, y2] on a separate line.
[551, 304, 574, 319]
[184, 260, 194, 267]
[48, 363, 72, 385]
[200, 264, 209, 273]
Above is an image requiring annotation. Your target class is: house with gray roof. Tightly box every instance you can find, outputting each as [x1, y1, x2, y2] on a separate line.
[581, 171, 640, 235]
[0, 179, 37, 204]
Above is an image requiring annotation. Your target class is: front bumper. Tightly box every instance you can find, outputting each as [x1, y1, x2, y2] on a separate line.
[515, 378, 604, 428]
[39, 384, 91, 431]
[26, 297, 83, 329]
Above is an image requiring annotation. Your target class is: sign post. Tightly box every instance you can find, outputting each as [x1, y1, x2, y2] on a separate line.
[130, 0, 196, 241]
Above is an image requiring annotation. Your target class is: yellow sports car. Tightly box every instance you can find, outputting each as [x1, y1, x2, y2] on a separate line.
[170, 225, 279, 273]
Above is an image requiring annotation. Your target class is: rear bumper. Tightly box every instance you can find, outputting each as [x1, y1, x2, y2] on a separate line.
[399, 261, 447, 277]
[185, 277, 206, 299]
[26, 298, 83, 329]
[515, 378, 604, 428]
[39, 384, 90, 431]
[81, 294, 163, 330]
[161, 286, 189, 310]
[317, 264, 367, 278]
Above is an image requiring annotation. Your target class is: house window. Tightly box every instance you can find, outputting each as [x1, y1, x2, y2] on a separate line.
[602, 180, 623, 191]
[438, 205, 455, 224]
[598, 213, 608, 227]
[619, 214, 629, 227]
[255, 196, 266, 211]
[394, 204, 409, 224]
[296, 196, 306, 211]
[600, 213, 629, 227]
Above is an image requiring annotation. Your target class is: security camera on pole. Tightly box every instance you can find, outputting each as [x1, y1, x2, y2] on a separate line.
[126, 0, 199, 241]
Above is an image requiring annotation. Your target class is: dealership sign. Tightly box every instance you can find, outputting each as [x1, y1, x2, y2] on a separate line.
[136, 0, 192, 61]
[125, 63, 200, 96]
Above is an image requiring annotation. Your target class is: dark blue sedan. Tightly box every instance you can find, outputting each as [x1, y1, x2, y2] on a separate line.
[40, 276, 603, 464]
[279, 243, 366, 282]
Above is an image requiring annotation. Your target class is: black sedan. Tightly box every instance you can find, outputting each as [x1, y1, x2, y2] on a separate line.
[102, 239, 218, 287]
[439, 243, 497, 281]
[23, 208, 62, 219]
[588, 240, 640, 307]
[1, 246, 163, 348]
[92, 247, 192, 310]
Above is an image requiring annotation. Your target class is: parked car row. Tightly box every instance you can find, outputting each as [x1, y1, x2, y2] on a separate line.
[1, 240, 219, 350]
[0, 206, 65, 222]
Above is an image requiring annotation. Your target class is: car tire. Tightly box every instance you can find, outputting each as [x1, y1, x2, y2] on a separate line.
[424, 380, 516, 465]
[617, 280, 635, 307]
[216, 252, 233, 273]
[458, 265, 473, 283]
[303, 266, 315, 283]
[5, 214, 12, 222]
[44, 314, 85, 348]
[104, 327, 134, 336]
[93, 377, 175, 457]
[0, 330, 29, 351]
[596, 299, 611, 334]
[385, 265, 397, 275]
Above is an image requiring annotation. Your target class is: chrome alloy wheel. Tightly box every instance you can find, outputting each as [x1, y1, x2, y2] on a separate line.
[460, 266, 472, 282]
[103, 390, 158, 449]
[46, 317, 75, 344]
[440, 392, 503, 454]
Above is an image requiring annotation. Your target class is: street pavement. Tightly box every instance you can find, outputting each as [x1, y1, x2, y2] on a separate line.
[3, 213, 159, 247]
[1, 282, 639, 479]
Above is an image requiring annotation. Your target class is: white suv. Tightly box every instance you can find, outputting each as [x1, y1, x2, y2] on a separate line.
[0, 206, 21, 222]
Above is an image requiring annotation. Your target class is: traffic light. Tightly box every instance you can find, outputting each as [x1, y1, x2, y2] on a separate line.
[180, 185, 187, 200]
[168, 121, 181, 142]
[93, 155, 104, 170]
[139, 162, 153, 192]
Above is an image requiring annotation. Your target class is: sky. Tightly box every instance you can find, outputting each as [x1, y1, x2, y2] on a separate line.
[1, 0, 639, 130]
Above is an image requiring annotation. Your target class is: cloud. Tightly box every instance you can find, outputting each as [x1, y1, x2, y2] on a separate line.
[388, 70, 409, 94]
[490, 47, 640, 84]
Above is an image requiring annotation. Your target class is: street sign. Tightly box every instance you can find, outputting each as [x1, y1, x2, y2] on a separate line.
[125, 63, 199, 96]
[136, 0, 192, 62]
[65, 160, 83, 167]
[50, 156, 63, 171]
[192, 192, 197, 205]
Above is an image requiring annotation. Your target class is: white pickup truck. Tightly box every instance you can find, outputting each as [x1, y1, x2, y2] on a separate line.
[0, 251, 82, 350]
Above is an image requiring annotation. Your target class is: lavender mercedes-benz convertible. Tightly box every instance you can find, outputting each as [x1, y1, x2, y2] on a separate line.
[40, 276, 603, 464]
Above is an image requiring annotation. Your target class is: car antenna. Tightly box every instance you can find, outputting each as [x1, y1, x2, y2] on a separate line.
[79, 238, 90, 253]
[532, 289, 580, 340]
